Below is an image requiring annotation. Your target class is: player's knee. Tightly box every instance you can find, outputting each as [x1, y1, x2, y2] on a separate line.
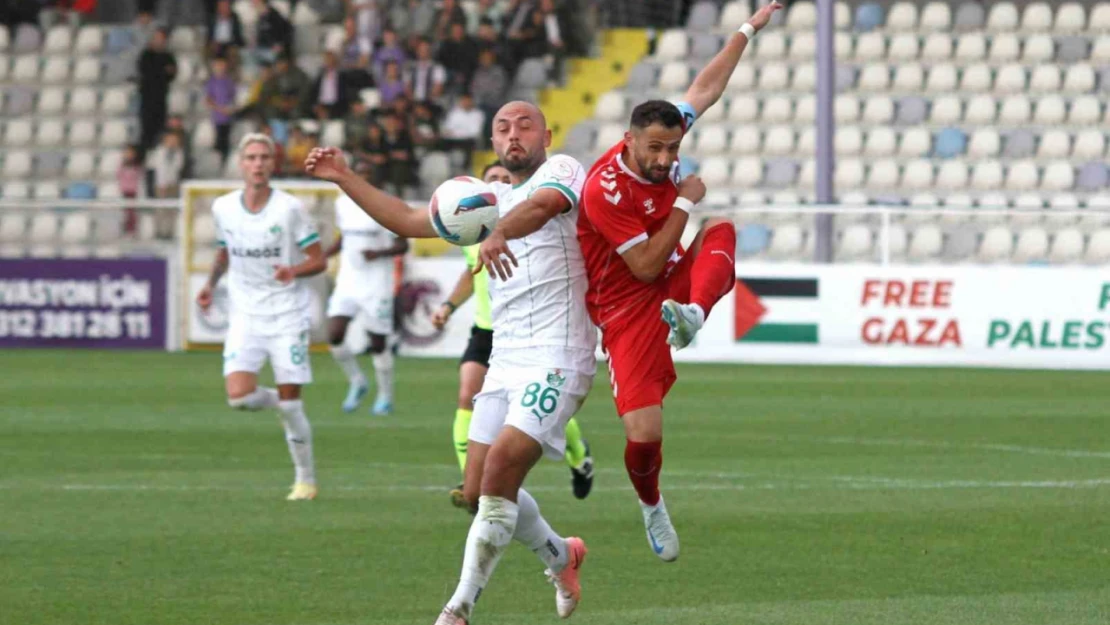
[702, 217, 734, 234]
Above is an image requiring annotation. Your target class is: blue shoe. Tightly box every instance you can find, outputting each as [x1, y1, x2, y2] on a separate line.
[371, 396, 393, 416]
[342, 381, 369, 413]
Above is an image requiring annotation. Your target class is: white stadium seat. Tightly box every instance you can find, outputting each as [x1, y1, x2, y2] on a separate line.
[1041, 161, 1075, 192]
[998, 95, 1031, 124]
[964, 95, 997, 125]
[835, 159, 865, 188]
[69, 120, 96, 148]
[700, 96, 725, 123]
[888, 34, 920, 61]
[170, 28, 199, 53]
[863, 127, 897, 157]
[835, 1, 851, 29]
[989, 33, 1020, 62]
[594, 92, 624, 122]
[796, 127, 815, 155]
[1021, 34, 1054, 63]
[905, 193, 939, 225]
[1037, 130, 1071, 159]
[799, 159, 816, 187]
[908, 225, 942, 261]
[898, 128, 931, 158]
[794, 95, 816, 124]
[738, 191, 766, 207]
[854, 33, 886, 62]
[60, 212, 92, 244]
[1068, 96, 1102, 126]
[1021, 2, 1053, 33]
[693, 125, 728, 155]
[34, 182, 61, 200]
[1063, 65, 1096, 94]
[75, 26, 103, 54]
[658, 62, 689, 91]
[996, 64, 1030, 94]
[761, 94, 793, 123]
[930, 95, 961, 124]
[100, 120, 129, 148]
[791, 64, 816, 91]
[731, 157, 763, 187]
[69, 87, 98, 115]
[101, 87, 133, 115]
[757, 62, 790, 91]
[1091, 4, 1110, 31]
[887, 1, 919, 31]
[1005, 160, 1040, 192]
[971, 161, 1004, 191]
[28, 212, 58, 244]
[768, 224, 804, 259]
[921, 33, 952, 60]
[718, 1, 752, 31]
[43, 26, 71, 53]
[920, 2, 951, 31]
[1054, 2, 1086, 33]
[942, 194, 974, 225]
[954, 33, 987, 61]
[763, 126, 795, 156]
[968, 129, 1001, 158]
[1092, 36, 1110, 63]
[987, 2, 1020, 33]
[728, 95, 759, 123]
[38, 88, 66, 115]
[935, 160, 969, 190]
[837, 225, 873, 260]
[925, 64, 957, 92]
[834, 94, 860, 123]
[1046, 195, 1081, 227]
[892, 64, 924, 91]
[698, 157, 730, 186]
[11, 55, 39, 82]
[655, 30, 688, 61]
[72, 58, 100, 84]
[979, 226, 1014, 262]
[1013, 227, 1048, 262]
[41, 57, 70, 83]
[4, 119, 32, 147]
[1011, 193, 1045, 226]
[0, 212, 25, 241]
[861, 95, 893, 124]
[593, 123, 624, 151]
[789, 32, 816, 60]
[901, 159, 934, 191]
[35, 119, 64, 147]
[66, 151, 96, 179]
[755, 31, 787, 59]
[1073, 130, 1107, 160]
[786, 1, 817, 31]
[1049, 229, 1084, 263]
[866, 161, 899, 189]
[959, 63, 992, 92]
[1028, 65, 1060, 93]
[98, 150, 123, 179]
[725, 64, 755, 91]
[1033, 96, 1067, 126]
[835, 126, 862, 156]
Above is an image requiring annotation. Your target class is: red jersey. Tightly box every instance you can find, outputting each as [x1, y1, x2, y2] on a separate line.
[577, 141, 686, 329]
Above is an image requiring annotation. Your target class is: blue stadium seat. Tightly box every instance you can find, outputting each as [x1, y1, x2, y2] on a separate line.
[105, 27, 136, 54]
[1077, 163, 1110, 192]
[65, 182, 97, 199]
[679, 155, 699, 178]
[934, 128, 967, 159]
[737, 224, 770, 256]
[854, 3, 884, 32]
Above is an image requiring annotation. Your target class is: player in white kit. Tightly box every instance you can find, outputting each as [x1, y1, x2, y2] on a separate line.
[197, 133, 326, 502]
[305, 101, 593, 623]
[325, 194, 408, 416]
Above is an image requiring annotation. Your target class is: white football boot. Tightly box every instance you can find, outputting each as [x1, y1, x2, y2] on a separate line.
[640, 496, 679, 562]
[660, 299, 704, 350]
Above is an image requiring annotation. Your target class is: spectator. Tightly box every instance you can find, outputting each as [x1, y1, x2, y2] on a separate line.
[207, 0, 245, 65]
[470, 48, 508, 119]
[165, 115, 195, 180]
[285, 125, 319, 176]
[309, 51, 353, 120]
[389, 0, 437, 39]
[437, 21, 479, 96]
[137, 29, 177, 151]
[354, 122, 388, 183]
[147, 130, 186, 237]
[258, 55, 310, 120]
[474, 19, 507, 62]
[204, 57, 238, 162]
[258, 121, 287, 175]
[379, 113, 415, 197]
[505, 0, 537, 40]
[372, 27, 406, 81]
[378, 60, 406, 106]
[431, 0, 467, 40]
[517, 8, 550, 60]
[440, 93, 484, 167]
[343, 99, 372, 151]
[345, 0, 381, 43]
[465, 0, 503, 34]
[252, 0, 293, 63]
[405, 38, 446, 105]
[540, 0, 564, 81]
[410, 101, 441, 151]
[339, 16, 375, 92]
[116, 144, 144, 235]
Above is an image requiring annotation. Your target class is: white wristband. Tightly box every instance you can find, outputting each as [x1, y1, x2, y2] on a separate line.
[673, 197, 696, 214]
[738, 23, 756, 40]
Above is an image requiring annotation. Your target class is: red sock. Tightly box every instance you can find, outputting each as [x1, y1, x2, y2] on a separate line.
[624, 440, 663, 506]
[689, 223, 737, 319]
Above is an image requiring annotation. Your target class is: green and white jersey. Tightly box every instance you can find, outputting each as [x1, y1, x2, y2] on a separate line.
[334, 193, 397, 298]
[486, 154, 595, 356]
[213, 188, 319, 325]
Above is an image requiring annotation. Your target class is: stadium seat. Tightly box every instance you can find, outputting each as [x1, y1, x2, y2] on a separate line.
[755, 32, 787, 59]
[987, 2, 1020, 32]
[854, 3, 884, 32]
[954, 33, 987, 61]
[940, 194, 973, 225]
[888, 34, 919, 61]
[835, 126, 862, 156]
[762, 94, 793, 124]
[1037, 130, 1071, 160]
[905, 193, 939, 225]
[997, 64, 1030, 93]
[959, 63, 992, 91]
[0, 24, 8, 52]
[1033, 95, 1067, 126]
[736, 224, 770, 256]
[1021, 2, 1053, 32]
[169, 88, 192, 116]
[719, 1, 752, 31]
[796, 127, 815, 155]
[908, 225, 942, 261]
[929, 95, 961, 125]
[693, 125, 728, 155]
[97, 182, 122, 200]
[895, 97, 927, 125]
[925, 64, 957, 92]
[989, 33, 1021, 62]
[728, 95, 759, 123]
[835, 94, 860, 123]
[764, 158, 798, 187]
[886, 1, 918, 31]
[1087, 231, 1110, 264]
[66, 151, 97, 179]
[789, 31, 816, 60]
[725, 64, 755, 91]
[1046, 194, 1081, 227]
[70, 86, 98, 115]
[1063, 65, 1096, 94]
[935, 160, 969, 190]
[1092, 36, 1110, 63]
[920, 2, 951, 31]
[1101, 68, 1110, 94]
[28, 212, 59, 245]
[967, 129, 1001, 158]
[901, 159, 934, 191]
[1073, 130, 1107, 160]
[899, 128, 931, 158]
[866, 161, 898, 189]
[69, 121, 97, 148]
[798, 159, 816, 187]
[38, 87, 66, 115]
[971, 161, 1004, 191]
[921, 33, 952, 60]
[322, 121, 344, 148]
[757, 62, 790, 91]
[835, 64, 857, 91]
[963, 94, 997, 125]
[893, 64, 924, 91]
[41, 57, 70, 84]
[655, 30, 688, 61]
[59, 212, 92, 248]
[1055, 2, 1087, 33]
[731, 157, 763, 187]
[624, 63, 656, 91]
[738, 191, 767, 208]
[686, 1, 719, 31]
[863, 127, 896, 157]
[4, 119, 33, 147]
[101, 86, 133, 116]
[933, 128, 966, 159]
[100, 120, 130, 148]
[786, 66, 815, 95]
[0, 211, 25, 242]
[834, 32, 852, 60]
[1011, 194, 1045, 226]
[12, 23, 41, 53]
[764, 127, 795, 157]
[768, 224, 805, 259]
[1068, 96, 1102, 125]
[43, 25, 72, 54]
[1092, 4, 1110, 31]
[998, 95, 1031, 125]
[696, 157, 729, 187]
[97, 149, 123, 179]
[837, 225, 873, 260]
[690, 33, 721, 60]
[979, 226, 1014, 262]
[73, 58, 101, 84]
[854, 32, 885, 61]
[10, 55, 36, 82]
[65, 182, 96, 200]
[835, 159, 865, 188]
[1049, 229, 1084, 263]
[170, 27, 199, 54]
[1, 90, 33, 119]
[786, 1, 817, 31]
[1057, 36, 1090, 65]
[74, 25, 103, 54]
[35, 120, 65, 147]
[593, 123, 624, 152]
[1005, 160, 1040, 192]
[1077, 163, 1110, 192]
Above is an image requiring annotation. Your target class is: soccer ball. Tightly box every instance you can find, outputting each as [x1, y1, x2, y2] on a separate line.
[428, 177, 500, 246]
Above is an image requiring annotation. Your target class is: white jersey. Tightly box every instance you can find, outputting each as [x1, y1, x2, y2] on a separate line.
[487, 154, 596, 367]
[333, 193, 397, 296]
[213, 188, 319, 330]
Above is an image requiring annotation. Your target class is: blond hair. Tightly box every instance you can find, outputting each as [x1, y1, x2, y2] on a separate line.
[237, 133, 276, 157]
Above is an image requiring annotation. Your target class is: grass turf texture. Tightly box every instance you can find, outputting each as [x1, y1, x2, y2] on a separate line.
[2, 350, 1109, 625]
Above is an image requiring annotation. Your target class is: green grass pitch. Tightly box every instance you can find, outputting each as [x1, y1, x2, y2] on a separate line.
[2, 350, 1109, 625]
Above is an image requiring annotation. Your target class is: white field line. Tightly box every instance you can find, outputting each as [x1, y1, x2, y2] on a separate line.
[732, 434, 1110, 460]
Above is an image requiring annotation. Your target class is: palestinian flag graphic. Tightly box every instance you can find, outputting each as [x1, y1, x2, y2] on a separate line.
[734, 277, 819, 344]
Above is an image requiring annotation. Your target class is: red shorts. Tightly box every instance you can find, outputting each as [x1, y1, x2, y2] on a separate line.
[600, 253, 694, 416]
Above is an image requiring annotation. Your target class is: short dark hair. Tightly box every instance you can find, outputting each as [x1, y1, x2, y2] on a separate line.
[482, 161, 504, 177]
[629, 100, 683, 130]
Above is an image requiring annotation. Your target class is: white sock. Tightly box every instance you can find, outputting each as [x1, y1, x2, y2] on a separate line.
[277, 400, 315, 485]
[445, 496, 519, 619]
[690, 303, 706, 326]
[329, 344, 366, 385]
[227, 386, 279, 411]
[371, 351, 393, 400]
[514, 488, 569, 572]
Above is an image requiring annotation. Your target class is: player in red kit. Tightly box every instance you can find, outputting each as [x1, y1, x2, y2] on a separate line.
[578, 1, 783, 562]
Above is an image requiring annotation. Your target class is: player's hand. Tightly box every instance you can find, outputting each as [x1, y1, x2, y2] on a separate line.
[431, 303, 452, 330]
[677, 175, 707, 205]
[304, 147, 350, 182]
[196, 284, 213, 311]
[748, 1, 784, 32]
[476, 230, 518, 281]
[273, 265, 295, 284]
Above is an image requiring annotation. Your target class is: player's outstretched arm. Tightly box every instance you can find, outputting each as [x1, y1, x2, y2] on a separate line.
[476, 187, 569, 280]
[432, 268, 474, 330]
[682, 1, 783, 118]
[305, 147, 437, 239]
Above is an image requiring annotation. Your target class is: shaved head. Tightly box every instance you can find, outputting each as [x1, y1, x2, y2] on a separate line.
[491, 101, 551, 178]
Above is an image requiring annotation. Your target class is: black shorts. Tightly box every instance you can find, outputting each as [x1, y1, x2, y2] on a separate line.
[460, 326, 493, 368]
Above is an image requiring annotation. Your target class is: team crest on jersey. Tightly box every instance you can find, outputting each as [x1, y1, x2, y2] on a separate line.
[546, 370, 565, 388]
[643, 199, 655, 214]
[269, 224, 283, 237]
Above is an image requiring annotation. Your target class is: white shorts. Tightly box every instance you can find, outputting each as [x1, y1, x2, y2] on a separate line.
[469, 363, 593, 461]
[326, 288, 394, 335]
[223, 315, 313, 385]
